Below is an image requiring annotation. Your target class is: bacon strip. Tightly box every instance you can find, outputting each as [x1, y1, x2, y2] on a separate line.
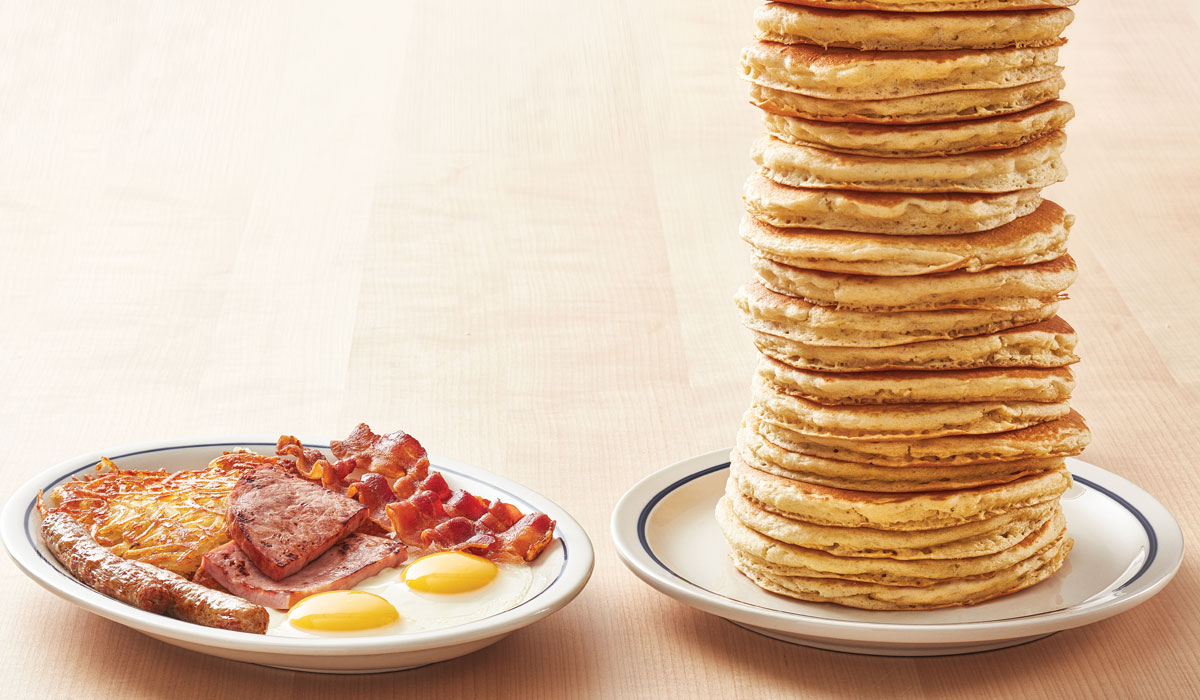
[330, 424, 430, 480]
[276, 436, 353, 491]
[344, 473, 397, 535]
[282, 425, 557, 562]
[496, 513, 555, 561]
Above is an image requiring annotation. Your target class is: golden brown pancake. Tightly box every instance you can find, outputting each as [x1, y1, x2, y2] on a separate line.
[752, 254, 1076, 312]
[719, 494, 1065, 585]
[744, 174, 1043, 234]
[755, 408, 1091, 467]
[752, 131, 1067, 193]
[727, 533, 1072, 610]
[735, 279, 1059, 347]
[773, 0, 1077, 11]
[727, 451, 1072, 529]
[757, 357, 1075, 405]
[751, 316, 1079, 372]
[725, 482, 1063, 558]
[763, 100, 1074, 157]
[752, 372, 1070, 440]
[742, 41, 1063, 101]
[739, 411, 1066, 492]
[750, 76, 1065, 125]
[755, 4, 1073, 51]
[741, 201, 1071, 276]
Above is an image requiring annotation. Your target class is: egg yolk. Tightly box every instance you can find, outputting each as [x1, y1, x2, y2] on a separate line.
[288, 590, 400, 631]
[403, 551, 498, 594]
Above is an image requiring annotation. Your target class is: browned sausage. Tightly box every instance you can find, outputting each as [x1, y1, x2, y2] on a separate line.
[41, 512, 269, 634]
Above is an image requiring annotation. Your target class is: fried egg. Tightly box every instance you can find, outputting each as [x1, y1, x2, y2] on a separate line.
[266, 552, 534, 638]
[287, 590, 399, 631]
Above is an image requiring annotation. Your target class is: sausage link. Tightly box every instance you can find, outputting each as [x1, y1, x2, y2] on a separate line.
[41, 512, 269, 634]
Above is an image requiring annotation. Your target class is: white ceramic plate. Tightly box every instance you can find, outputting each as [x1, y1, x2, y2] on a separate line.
[2, 438, 593, 673]
[612, 449, 1183, 656]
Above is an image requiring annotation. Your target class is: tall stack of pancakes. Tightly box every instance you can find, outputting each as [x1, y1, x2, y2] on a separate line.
[718, 0, 1091, 610]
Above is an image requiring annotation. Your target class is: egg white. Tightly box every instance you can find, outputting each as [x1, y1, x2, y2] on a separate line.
[265, 559, 534, 638]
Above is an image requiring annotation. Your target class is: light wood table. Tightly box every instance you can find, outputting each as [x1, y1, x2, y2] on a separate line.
[1, 2, 1197, 697]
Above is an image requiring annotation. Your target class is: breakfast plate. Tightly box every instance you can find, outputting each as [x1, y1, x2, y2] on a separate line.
[2, 438, 594, 673]
[612, 449, 1182, 656]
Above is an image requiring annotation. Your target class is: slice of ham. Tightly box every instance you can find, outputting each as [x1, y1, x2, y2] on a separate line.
[200, 534, 406, 609]
[227, 468, 368, 581]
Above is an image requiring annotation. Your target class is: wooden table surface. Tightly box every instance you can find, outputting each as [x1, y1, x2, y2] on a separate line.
[1, 2, 1197, 698]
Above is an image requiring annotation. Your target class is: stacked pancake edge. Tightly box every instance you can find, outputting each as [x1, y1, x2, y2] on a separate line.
[720, 0, 1090, 611]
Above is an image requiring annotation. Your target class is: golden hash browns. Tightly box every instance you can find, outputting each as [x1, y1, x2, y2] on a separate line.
[41, 453, 281, 578]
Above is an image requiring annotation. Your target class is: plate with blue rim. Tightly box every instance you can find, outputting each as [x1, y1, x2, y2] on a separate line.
[611, 449, 1182, 656]
[1, 437, 593, 673]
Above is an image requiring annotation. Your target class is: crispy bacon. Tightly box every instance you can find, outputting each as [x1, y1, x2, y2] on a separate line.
[444, 490, 488, 521]
[496, 513, 555, 562]
[424, 519, 496, 557]
[480, 500, 523, 532]
[275, 436, 353, 491]
[330, 424, 430, 480]
[345, 473, 396, 511]
[282, 425, 557, 563]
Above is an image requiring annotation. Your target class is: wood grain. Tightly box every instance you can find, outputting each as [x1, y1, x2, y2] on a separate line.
[0, 1, 1196, 698]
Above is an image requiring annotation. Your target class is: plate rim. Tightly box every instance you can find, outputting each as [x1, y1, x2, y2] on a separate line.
[611, 448, 1184, 645]
[2, 435, 595, 657]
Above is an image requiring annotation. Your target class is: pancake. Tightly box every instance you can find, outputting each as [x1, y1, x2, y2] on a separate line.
[727, 535, 1072, 610]
[752, 373, 1070, 439]
[741, 41, 1063, 101]
[755, 407, 1091, 466]
[739, 412, 1066, 492]
[752, 316, 1078, 372]
[744, 174, 1042, 234]
[773, 0, 1077, 12]
[752, 131, 1067, 193]
[752, 254, 1076, 312]
[755, 4, 1073, 51]
[740, 201, 1071, 277]
[728, 451, 1071, 530]
[735, 279, 1059, 347]
[718, 495, 1065, 585]
[750, 75, 1066, 125]
[725, 481, 1062, 558]
[763, 101, 1074, 158]
[757, 357, 1075, 405]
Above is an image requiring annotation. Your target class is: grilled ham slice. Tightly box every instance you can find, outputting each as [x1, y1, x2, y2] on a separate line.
[200, 533, 406, 609]
[226, 468, 368, 581]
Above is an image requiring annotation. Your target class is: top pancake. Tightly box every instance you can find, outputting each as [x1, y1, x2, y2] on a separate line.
[756, 3, 1074, 51]
[742, 41, 1063, 101]
[774, 0, 1077, 11]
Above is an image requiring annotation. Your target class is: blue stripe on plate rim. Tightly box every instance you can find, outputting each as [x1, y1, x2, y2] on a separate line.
[636, 462, 1157, 624]
[25, 441, 567, 629]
